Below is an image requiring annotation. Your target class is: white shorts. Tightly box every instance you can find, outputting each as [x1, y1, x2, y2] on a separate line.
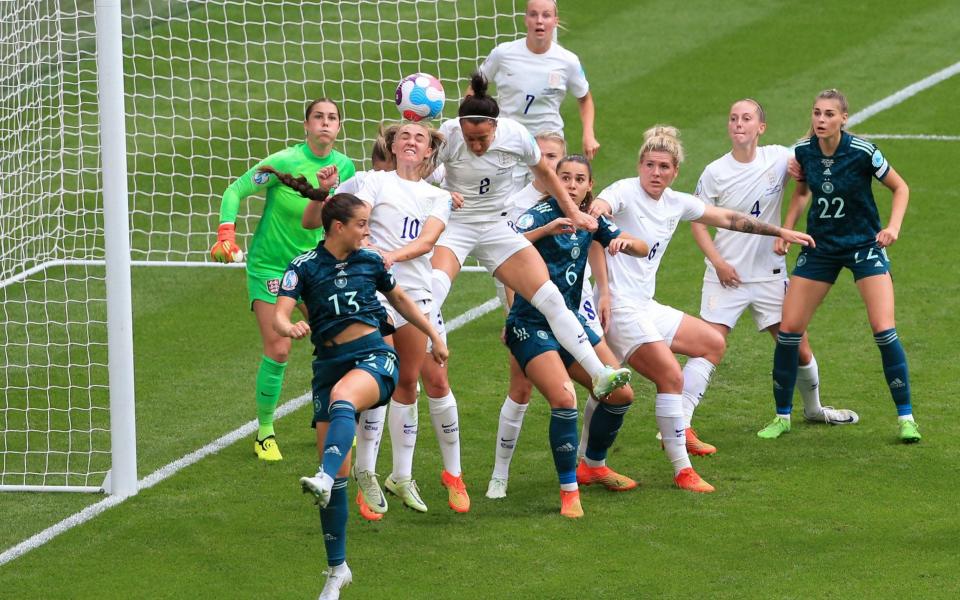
[379, 295, 432, 331]
[436, 218, 531, 274]
[579, 281, 602, 337]
[605, 300, 685, 364]
[700, 279, 787, 331]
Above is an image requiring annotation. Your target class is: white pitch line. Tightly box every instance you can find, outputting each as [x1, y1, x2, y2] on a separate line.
[0, 297, 498, 567]
[847, 60, 960, 127]
[857, 133, 960, 141]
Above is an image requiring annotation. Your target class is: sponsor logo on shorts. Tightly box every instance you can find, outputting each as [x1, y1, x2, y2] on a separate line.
[796, 254, 807, 267]
[536, 330, 549, 340]
[266, 278, 280, 295]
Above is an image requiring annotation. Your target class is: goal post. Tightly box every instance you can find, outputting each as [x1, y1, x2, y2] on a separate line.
[0, 0, 523, 493]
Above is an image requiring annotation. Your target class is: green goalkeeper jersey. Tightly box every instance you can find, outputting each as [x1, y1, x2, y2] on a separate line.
[219, 142, 356, 278]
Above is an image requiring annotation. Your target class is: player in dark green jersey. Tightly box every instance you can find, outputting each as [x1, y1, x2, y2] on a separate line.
[762, 89, 918, 443]
[503, 155, 648, 517]
[210, 98, 357, 461]
[274, 191, 447, 599]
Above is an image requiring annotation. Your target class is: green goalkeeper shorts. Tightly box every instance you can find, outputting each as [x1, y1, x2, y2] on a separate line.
[247, 270, 293, 309]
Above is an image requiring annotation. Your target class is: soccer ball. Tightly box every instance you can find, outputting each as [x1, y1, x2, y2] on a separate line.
[395, 73, 445, 121]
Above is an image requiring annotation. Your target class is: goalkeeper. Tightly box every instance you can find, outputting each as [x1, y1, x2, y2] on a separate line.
[211, 98, 356, 461]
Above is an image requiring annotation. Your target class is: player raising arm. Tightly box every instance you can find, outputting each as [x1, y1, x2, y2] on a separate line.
[691, 99, 858, 442]
[590, 125, 813, 492]
[762, 89, 918, 443]
[211, 98, 355, 462]
[274, 192, 446, 600]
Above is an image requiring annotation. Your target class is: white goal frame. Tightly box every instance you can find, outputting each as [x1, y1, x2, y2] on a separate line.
[0, 0, 524, 494]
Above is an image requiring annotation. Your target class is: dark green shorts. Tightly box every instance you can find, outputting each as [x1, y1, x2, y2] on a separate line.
[310, 333, 398, 425]
[793, 244, 890, 284]
[505, 316, 602, 373]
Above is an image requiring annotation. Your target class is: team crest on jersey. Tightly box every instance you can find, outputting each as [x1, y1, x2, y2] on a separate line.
[334, 270, 348, 289]
[570, 245, 581, 259]
[516, 214, 535, 231]
[266, 278, 280, 295]
[822, 181, 834, 194]
[280, 270, 298, 291]
[536, 330, 549, 340]
[548, 69, 564, 88]
[253, 171, 270, 185]
[871, 149, 885, 168]
[496, 151, 512, 167]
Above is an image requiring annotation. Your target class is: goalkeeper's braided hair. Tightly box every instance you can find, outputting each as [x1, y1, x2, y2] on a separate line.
[256, 165, 328, 201]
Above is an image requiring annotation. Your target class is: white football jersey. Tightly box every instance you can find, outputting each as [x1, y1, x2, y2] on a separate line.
[480, 39, 589, 135]
[695, 145, 790, 282]
[357, 170, 452, 301]
[507, 181, 548, 220]
[599, 178, 705, 306]
[437, 117, 541, 223]
[334, 170, 366, 196]
[340, 165, 445, 196]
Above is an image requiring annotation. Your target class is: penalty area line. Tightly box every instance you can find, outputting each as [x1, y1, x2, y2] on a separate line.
[848, 60, 960, 127]
[858, 133, 960, 141]
[0, 297, 500, 567]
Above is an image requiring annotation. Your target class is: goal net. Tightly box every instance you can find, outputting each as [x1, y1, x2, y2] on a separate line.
[0, 0, 523, 492]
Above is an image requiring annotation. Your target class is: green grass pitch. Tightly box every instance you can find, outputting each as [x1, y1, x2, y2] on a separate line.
[2, 0, 960, 598]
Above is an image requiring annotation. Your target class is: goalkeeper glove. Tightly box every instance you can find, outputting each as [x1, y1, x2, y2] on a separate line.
[210, 223, 245, 263]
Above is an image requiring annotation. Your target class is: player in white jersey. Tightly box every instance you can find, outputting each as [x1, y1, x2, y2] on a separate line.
[474, 0, 597, 159]
[589, 126, 814, 493]
[691, 99, 858, 439]
[421, 75, 631, 507]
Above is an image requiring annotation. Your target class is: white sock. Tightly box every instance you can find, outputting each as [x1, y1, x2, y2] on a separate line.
[388, 399, 418, 480]
[354, 404, 386, 473]
[655, 393, 690, 475]
[578, 395, 599, 463]
[528, 281, 604, 378]
[492, 396, 528, 480]
[681, 357, 715, 429]
[431, 269, 452, 310]
[429, 392, 461, 476]
[797, 355, 823, 417]
[898, 414, 915, 422]
[560, 482, 578, 492]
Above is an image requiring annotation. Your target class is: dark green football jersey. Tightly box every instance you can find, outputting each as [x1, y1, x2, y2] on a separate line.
[794, 131, 890, 253]
[508, 197, 619, 329]
[278, 246, 395, 350]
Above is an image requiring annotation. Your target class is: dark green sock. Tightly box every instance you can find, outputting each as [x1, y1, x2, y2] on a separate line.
[255, 355, 287, 439]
